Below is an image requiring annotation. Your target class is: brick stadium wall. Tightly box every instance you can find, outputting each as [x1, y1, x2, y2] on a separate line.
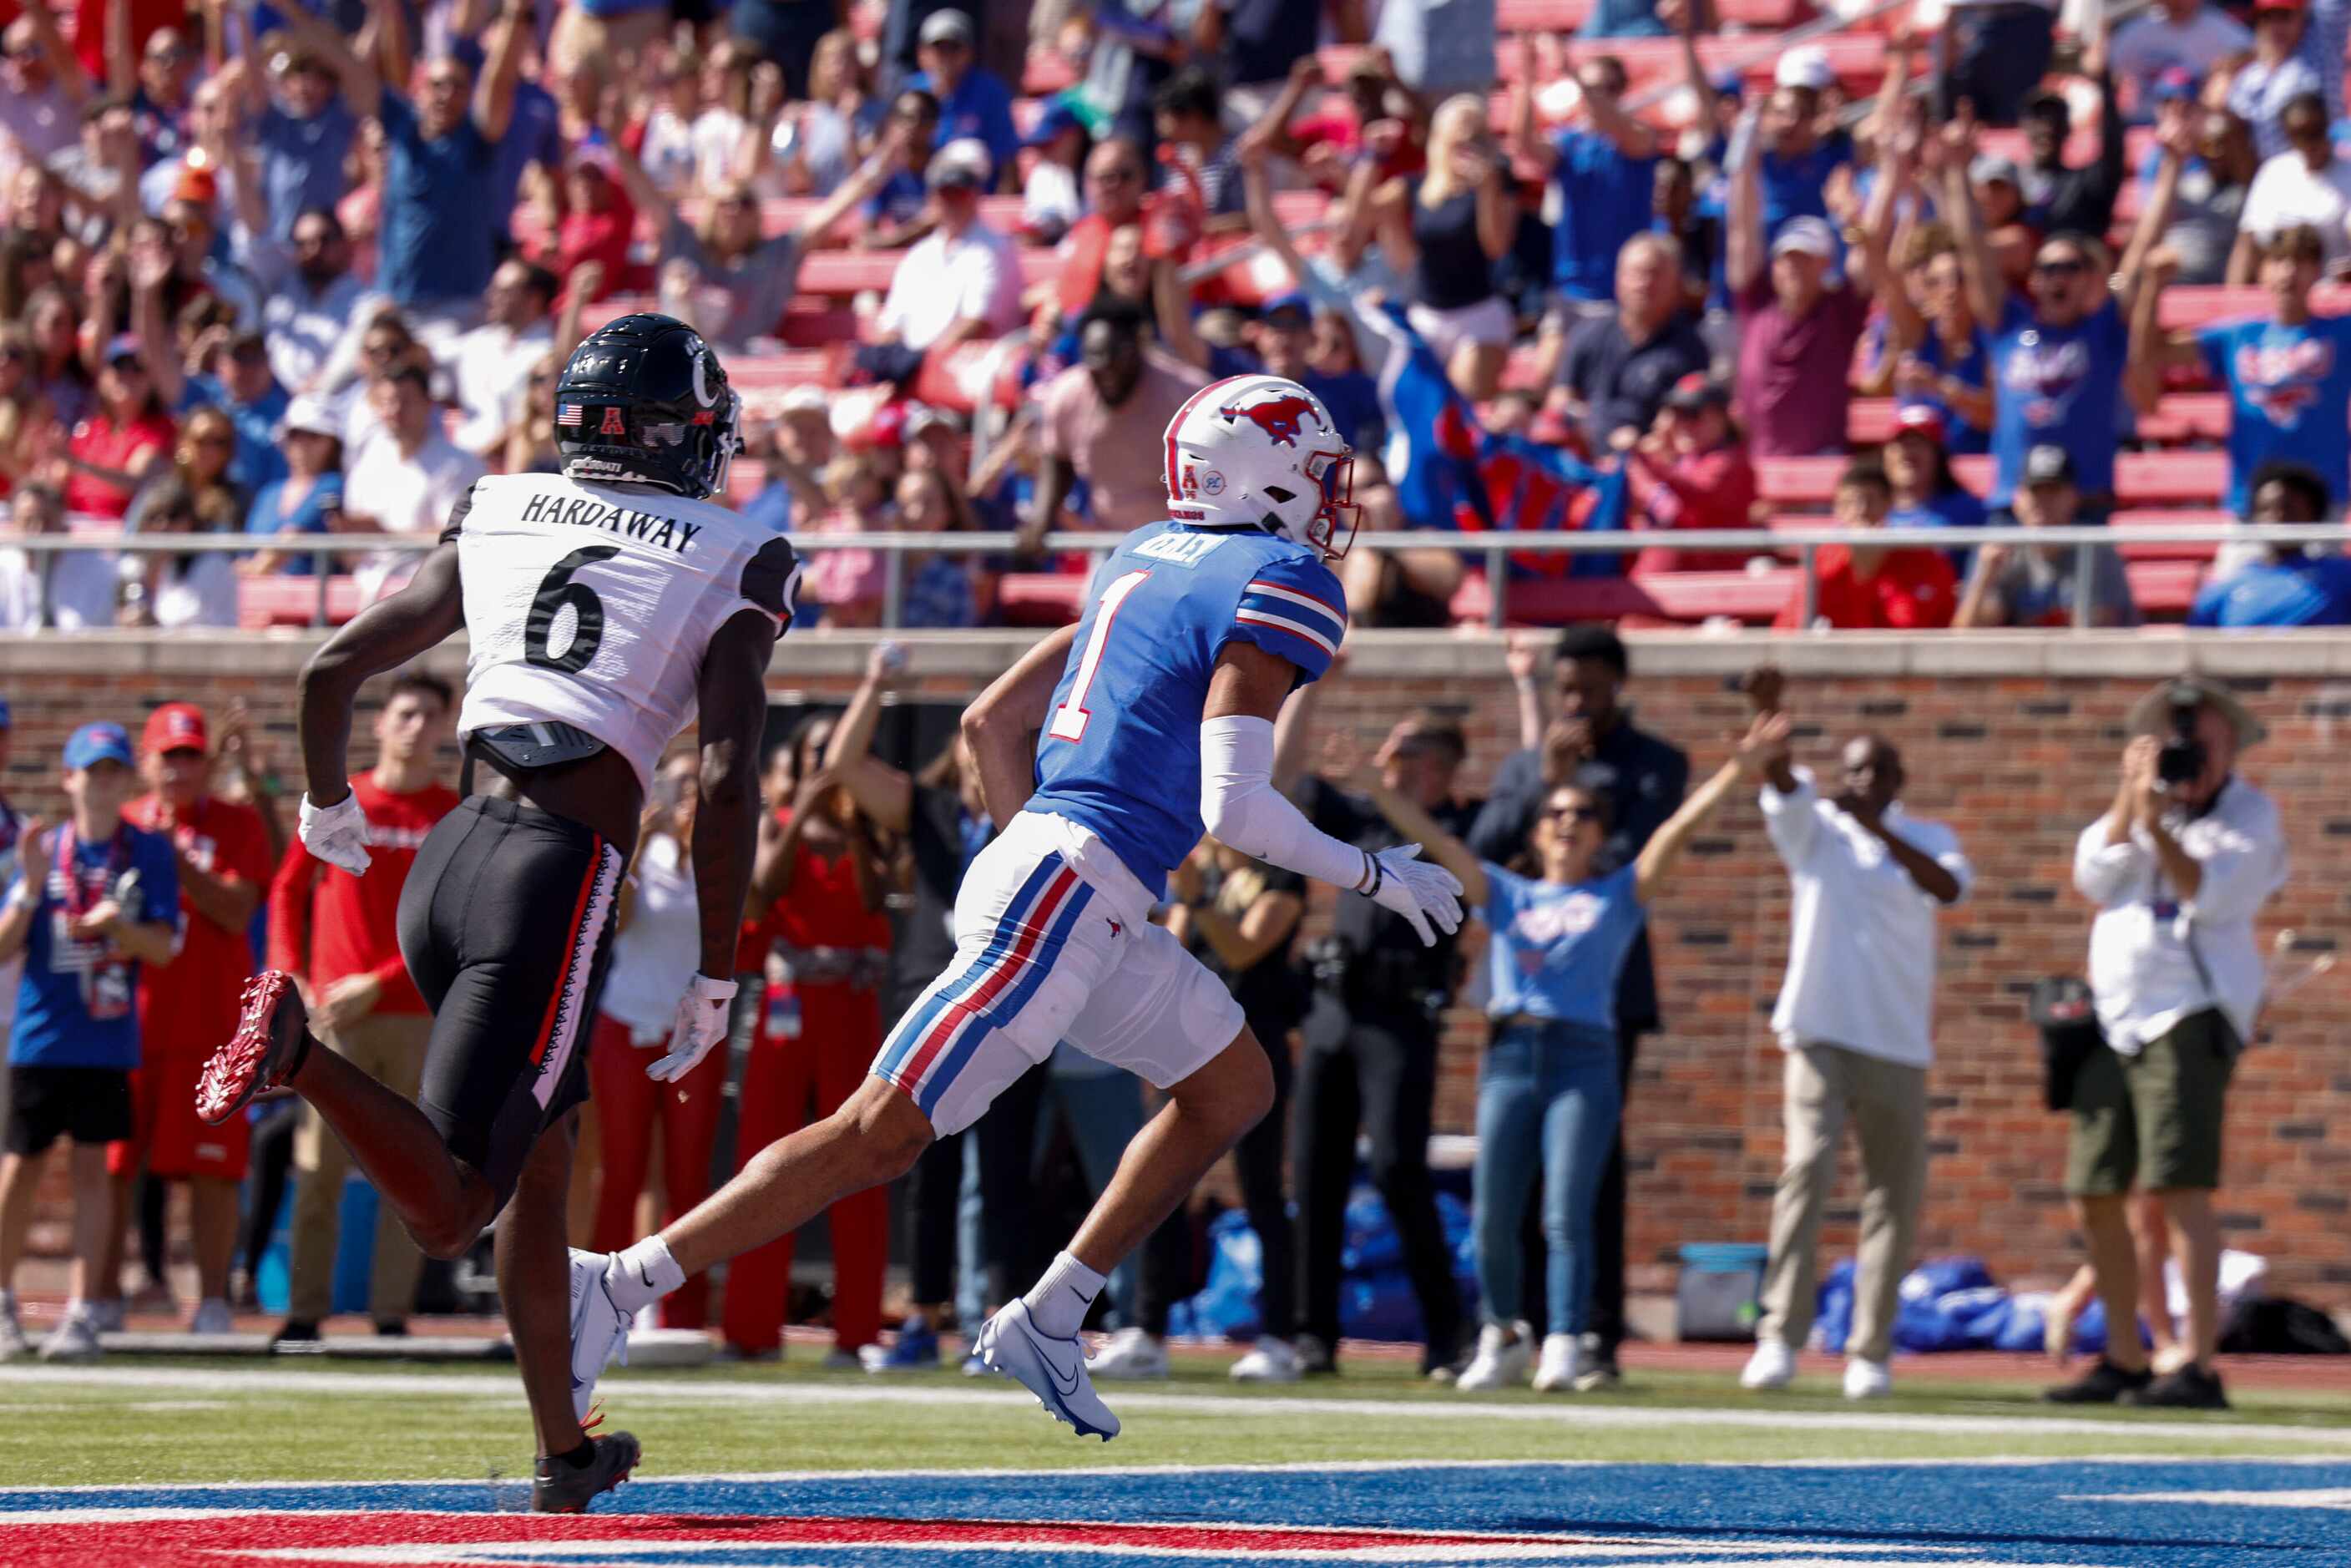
[3, 631, 2346, 1313]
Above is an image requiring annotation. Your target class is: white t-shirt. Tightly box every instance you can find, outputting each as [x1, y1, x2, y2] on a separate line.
[2239, 151, 2351, 270]
[690, 108, 751, 195]
[152, 551, 240, 630]
[1024, 161, 1082, 240]
[600, 832, 700, 1035]
[346, 431, 488, 601]
[877, 220, 1025, 352]
[638, 108, 701, 197]
[2111, 8, 2252, 114]
[1761, 769, 1973, 1068]
[450, 319, 554, 455]
[0, 545, 121, 629]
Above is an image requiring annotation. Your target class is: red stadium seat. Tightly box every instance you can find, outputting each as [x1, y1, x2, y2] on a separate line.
[995, 573, 1088, 625]
[1449, 565, 1795, 625]
[1757, 451, 2228, 508]
[238, 575, 366, 630]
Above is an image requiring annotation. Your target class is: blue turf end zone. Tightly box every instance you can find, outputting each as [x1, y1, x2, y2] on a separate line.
[4, 1459, 2347, 1564]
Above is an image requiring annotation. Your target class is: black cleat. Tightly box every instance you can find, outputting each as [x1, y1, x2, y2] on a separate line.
[196, 972, 312, 1125]
[530, 1431, 642, 1513]
[2043, 1356, 2153, 1404]
[270, 1319, 321, 1348]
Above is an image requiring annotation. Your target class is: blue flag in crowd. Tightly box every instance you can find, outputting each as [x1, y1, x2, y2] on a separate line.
[1368, 304, 1626, 577]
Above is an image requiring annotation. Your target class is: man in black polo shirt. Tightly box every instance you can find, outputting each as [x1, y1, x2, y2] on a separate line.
[1273, 692, 1474, 1379]
[1467, 625, 1689, 1388]
[1547, 234, 1710, 455]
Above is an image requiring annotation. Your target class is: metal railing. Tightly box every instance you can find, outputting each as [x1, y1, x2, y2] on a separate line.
[4, 522, 2336, 630]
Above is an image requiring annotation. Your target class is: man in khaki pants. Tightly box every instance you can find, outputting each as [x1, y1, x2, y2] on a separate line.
[1737, 669, 1972, 1399]
[264, 674, 458, 1342]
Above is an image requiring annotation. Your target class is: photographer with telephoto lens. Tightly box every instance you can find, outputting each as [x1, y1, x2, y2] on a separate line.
[2050, 677, 2288, 1410]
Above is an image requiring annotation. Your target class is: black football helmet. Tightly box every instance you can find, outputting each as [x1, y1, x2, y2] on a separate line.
[552, 312, 741, 500]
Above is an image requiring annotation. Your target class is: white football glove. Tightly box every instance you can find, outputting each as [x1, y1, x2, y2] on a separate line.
[647, 974, 737, 1083]
[299, 792, 372, 877]
[1363, 842, 1464, 948]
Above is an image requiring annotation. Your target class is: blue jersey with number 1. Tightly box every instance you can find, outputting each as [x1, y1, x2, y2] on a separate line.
[1028, 522, 1347, 893]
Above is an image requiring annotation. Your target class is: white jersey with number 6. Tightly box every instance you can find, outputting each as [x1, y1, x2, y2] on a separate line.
[443, 472, 801, 791]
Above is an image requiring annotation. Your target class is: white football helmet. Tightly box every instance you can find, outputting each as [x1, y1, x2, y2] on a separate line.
[1162, 374, 1360, 559]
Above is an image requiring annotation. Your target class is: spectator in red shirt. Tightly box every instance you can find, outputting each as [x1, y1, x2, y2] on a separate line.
[102, 702, 272, 1335]
[60, 334, 173, 520]
[265, 670, 458, 1343]
[531, 143, 635, 303]
[1777, 459, 1959, 630]
[1626, 374, 1760, 573]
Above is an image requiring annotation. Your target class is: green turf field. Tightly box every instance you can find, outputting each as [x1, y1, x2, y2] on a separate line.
[5, 1356, 2348, 1490]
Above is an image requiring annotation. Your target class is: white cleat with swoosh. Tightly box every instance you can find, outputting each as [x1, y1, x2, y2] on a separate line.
[567, 1248, 633, 1424]
[975, 1298, 1120, 1440]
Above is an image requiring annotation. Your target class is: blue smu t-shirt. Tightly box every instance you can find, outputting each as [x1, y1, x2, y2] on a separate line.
[181, 374, 291, 493]
[375, 92, 498, 309]
[1897, 328, 1995, 456]
[1548, 129, 1657, 303]
[255, 100, 356, 242]
[8, 826, 181, 1069]
[1029, 522, 1347, 892]
[2188, 554, 2351, 626]
[1988, 296, 2131, 507]
[2197, 315, 2351, 513]
[1758, 134, 1851, 240]
[1480, 862, 1645, 1034]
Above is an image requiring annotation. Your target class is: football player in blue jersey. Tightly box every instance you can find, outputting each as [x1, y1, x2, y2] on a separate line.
[566, 375, 1465, 1439]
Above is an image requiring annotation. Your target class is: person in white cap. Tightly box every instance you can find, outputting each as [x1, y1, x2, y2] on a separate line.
[1751, 47, 1855, 238]
[873, 139, 1024, 353]
[1726, 104, 1878, 457]
[909, 8, 1017, 190]
[245, 396, 347, 576]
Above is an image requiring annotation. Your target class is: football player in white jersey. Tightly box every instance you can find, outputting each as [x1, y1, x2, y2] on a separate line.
[195, 315, 801, 1512]
[567, 375, 1463, 1442]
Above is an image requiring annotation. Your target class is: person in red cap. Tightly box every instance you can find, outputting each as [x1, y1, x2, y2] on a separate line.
[1775, 459, 1959, 631]
[101, 701, 272, 1334]
[1625, 374, 1758, 574]
[1882, 405, 1993, 575]
[267, 672, 459, 1344]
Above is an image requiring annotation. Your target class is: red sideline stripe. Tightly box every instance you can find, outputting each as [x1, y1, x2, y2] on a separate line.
[897, 866, 1079, 1091]
[529, 839, 605, 1067]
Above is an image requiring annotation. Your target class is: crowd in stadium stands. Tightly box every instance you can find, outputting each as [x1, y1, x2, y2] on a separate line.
[0, 0, 2338, 630]
[0, 0, 2324, 1404]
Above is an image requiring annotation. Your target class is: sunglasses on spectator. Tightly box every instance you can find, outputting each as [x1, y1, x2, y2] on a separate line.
[1545, 802, 1602, 823]
[2032, 258, 2086, 277]
[1090, 166, 1140, 185]
[190, 433, 232, 449]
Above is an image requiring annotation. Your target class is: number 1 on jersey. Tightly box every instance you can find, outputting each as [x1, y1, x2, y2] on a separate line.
[1046, 569, 1150, 743]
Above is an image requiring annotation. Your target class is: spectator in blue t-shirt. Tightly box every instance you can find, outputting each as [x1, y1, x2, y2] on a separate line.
[1753, 51, 1855, 245]
[1510, 38, 1659, 308]
[2131, 222, 2351, 513]
[908, 10, 1018, 193]
[0, 722, 180, 1363]
[236, 1, 373, 242]
[1363, 712, 1784, 1395]
[157, 329, 290, 495]
[863, 88, 942, 246]
[1940, 109, 2136, 517]
[1883, 405, 1995, 575]
[366, 0, 528, 322]
[2189, 460, 2351, 625]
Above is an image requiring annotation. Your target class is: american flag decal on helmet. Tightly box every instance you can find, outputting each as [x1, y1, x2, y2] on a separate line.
[556, 403, 584, 427]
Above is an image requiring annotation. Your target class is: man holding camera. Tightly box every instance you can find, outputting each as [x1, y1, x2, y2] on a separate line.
[2055, 678, 2287, 1409]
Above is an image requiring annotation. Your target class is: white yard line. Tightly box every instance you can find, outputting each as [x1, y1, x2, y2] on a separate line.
[1, 1363, 2346, 1451]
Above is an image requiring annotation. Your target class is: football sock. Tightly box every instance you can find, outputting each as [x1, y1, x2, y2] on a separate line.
[608, 1237, 685, 1313]
[1023, 1252, 1106, 1339]
[554, 1439, 597, 1470]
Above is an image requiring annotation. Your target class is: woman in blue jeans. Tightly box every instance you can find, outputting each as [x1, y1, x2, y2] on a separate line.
[1369, 711, 1787, 1393]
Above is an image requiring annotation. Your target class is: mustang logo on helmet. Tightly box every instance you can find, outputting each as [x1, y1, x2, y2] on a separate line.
[1220, 392, 1323, 448]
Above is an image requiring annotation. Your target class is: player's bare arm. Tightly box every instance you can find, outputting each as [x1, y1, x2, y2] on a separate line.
[689, 609, 779, 986]
[296, 543, 466, 812]
[963, 623, 1080, 829]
